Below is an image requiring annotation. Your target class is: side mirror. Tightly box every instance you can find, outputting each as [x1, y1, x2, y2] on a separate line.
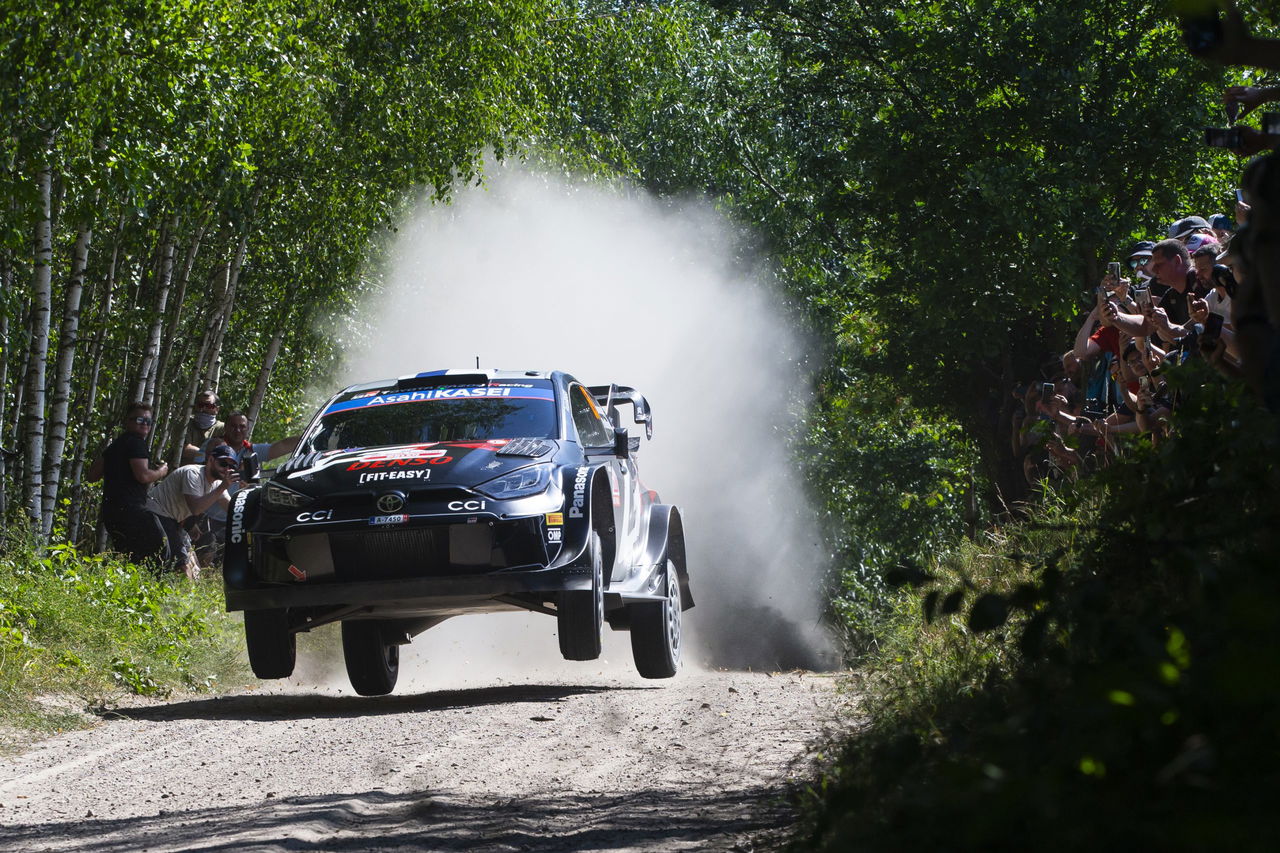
[613, 427, 630, 459]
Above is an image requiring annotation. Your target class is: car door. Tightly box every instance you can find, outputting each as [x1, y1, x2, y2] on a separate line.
[567, 383, 636, 583]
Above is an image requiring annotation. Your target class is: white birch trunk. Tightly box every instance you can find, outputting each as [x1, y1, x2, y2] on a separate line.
[40, 218, 92, 535]
[21, 158, 54, 527]
[133, 217, 177, 405]
[246, 326, 286, 433]
[152, 219, 207, 461]
[66, 237, 119, 544]
[0, 263, 10, 520]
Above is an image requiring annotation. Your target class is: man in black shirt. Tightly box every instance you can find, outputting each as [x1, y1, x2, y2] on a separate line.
[1148, 239, 1207, 331]
[87, 401, 170, 563]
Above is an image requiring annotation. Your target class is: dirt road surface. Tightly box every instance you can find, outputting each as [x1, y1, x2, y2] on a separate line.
[0, 620, 844, 852]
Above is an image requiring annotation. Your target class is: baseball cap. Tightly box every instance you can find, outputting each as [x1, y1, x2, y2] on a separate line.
[1186, 233, 1221, 254]
[1168, 216, 1211, 240]
[1127, 240, 1155, 259]
[1210, 213, 1234, 232]
[208, 444, 236, 462]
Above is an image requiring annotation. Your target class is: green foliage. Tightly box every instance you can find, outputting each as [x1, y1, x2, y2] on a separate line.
[791, 368, 1280, 850]
[0, 538, 245, 744]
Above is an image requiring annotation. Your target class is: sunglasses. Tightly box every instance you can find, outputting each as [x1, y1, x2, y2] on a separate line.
[214, 458, 238, 469]
[196, 403, 219, 411]
[133, 417, 153, 425]
[1128, 257, 1150, 269]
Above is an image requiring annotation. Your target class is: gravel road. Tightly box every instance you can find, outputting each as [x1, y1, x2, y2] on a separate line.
[0, 616, 844, 852]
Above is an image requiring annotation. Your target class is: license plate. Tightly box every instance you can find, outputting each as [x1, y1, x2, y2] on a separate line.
[369, 514, 408, 526]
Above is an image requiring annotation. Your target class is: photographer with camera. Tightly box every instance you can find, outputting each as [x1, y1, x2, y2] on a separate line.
[143, 444, 241, 577]
[191, 411, 299, 566]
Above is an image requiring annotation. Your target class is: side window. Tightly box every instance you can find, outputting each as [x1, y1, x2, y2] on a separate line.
[569, 385, 613, 447]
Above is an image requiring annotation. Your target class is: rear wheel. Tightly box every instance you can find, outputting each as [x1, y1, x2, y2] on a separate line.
[243, 608, 296, 679]
[558, 531, 604, 661]
[342, 620, 400, 696]
[630, 561, 682, 679]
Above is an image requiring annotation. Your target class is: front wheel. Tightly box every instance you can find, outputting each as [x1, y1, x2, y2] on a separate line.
[244, 608, 296, 679]
[558, 531, 604, 661]
[342, 620, 400, 696]
[629, 561, 682, 679]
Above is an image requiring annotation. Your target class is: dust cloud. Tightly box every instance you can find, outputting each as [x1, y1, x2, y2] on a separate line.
[309, 165, 835, 691]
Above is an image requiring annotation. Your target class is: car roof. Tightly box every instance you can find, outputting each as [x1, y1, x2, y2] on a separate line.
[337, 369, 562, 396]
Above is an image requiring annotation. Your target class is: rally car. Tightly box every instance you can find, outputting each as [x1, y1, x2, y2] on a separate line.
[223, 369, 691, 696]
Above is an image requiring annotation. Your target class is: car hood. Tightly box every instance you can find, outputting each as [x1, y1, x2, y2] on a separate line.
[270, 438, 558, 495]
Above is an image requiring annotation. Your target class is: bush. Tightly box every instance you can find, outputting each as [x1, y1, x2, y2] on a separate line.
[794, 369, 1280, 851]
[0, 537, 246, 742]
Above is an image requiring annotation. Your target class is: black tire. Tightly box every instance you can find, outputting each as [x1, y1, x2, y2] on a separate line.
[558, 531, 604, 661]
[243, 608, 296, 679]
[630, 560, 682, 679]
[342, 620, 400, 696]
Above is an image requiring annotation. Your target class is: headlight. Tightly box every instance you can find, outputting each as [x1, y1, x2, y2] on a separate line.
[262, 480, 312, 511]
[475, 464, 554, 500]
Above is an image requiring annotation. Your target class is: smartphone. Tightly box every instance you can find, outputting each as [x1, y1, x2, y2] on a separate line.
[1040, 381, 1054, 401]
[1201, 311, 1225, 347]
[1134, 287, 1151, 309]
[1107, 261, 1122, 281]
[1139, 375, 1153, 393]
[1236, 188, 1245, 203]
[1205, 127, 1244, 149]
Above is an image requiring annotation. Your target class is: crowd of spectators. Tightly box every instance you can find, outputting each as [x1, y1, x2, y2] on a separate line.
[1012, 3, 1280, 484]
[88, 392, 299, 578]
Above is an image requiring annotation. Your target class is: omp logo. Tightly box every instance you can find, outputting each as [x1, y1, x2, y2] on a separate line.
[569, 466, 589, 518]
[447, 500, 487, 512]
[296, 510, 333, 522]
[230, 490, 250, 544]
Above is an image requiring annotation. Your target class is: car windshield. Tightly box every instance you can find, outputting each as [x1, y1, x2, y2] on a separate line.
[302, 383, 558, 452]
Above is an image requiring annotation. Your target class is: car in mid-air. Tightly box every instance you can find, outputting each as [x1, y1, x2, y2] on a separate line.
[223, 369, 691, 695]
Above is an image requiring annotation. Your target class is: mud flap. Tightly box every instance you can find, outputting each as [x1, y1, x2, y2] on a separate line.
[223, 487, 260, 592]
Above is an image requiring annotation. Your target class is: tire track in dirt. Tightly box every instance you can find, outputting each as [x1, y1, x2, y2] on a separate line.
[0, 670, 847, 852]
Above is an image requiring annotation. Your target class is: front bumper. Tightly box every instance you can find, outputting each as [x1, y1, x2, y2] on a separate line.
[225, 561, 594, 612]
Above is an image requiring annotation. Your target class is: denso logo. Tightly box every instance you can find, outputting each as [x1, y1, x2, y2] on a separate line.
[347, 455, 452, 471]
[296, 510, 334, 522]
[569, 466, 589, 518]
[230, 490, 249, 544]
[447, 500, 487, 512]
[358, 469, 429, 485]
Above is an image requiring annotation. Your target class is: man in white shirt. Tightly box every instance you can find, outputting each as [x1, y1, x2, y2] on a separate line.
[146, 443, 240, 576]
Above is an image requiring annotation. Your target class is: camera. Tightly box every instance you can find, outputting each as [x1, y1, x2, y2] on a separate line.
[240, 449, 261, 484]
[1176, 0, 1222, 56]
[1205, 127, 1244, 149]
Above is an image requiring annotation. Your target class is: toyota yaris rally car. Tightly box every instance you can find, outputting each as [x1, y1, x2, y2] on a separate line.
[224, 369, 691, 695]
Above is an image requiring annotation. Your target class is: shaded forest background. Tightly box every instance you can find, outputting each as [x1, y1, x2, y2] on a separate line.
[0, 1, 1257, 639]
[6, 2, 1279, 848]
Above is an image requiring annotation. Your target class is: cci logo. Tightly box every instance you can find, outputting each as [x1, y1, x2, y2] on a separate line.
[296, 510, 333, 522]
[377, 492, 406, 514]
[447, 500, 487, 512]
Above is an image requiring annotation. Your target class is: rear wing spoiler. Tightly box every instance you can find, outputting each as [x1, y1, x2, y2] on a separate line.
[588, 384, 653, 440]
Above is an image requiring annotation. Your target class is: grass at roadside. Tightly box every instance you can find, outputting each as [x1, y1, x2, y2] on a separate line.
[0, 537, 248, 749]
